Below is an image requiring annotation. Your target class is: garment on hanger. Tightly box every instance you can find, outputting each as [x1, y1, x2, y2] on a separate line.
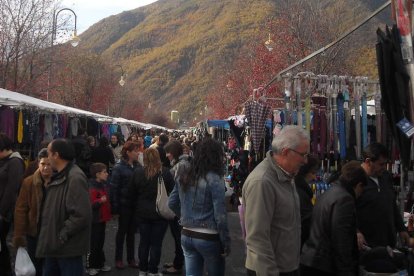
[361, 94, 368, 149]
[311, 107, 320, 155]
[43, 114, 54, 142]
[70, 117, 79, 137]
[0, 107, 15, 141]
[319, 108, 327, 158]
[337, 94, 347, 159]
[244, 100, 271, 155]
[86, 118, 99, 136]
[305, 97, 311, 132]
[17, 110, 23, 143]
[60, 115, 68, 138]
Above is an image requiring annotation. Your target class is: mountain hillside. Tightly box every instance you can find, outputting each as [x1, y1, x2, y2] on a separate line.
[79, 0, 391, 121]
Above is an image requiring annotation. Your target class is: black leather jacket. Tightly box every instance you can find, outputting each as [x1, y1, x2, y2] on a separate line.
[301, 182, 359, 276]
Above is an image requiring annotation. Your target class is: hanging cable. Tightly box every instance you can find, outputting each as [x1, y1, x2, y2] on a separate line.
[263, 0, 391, 89]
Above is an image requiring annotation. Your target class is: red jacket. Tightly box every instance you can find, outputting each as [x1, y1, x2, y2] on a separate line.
[89, 180, 111, 223]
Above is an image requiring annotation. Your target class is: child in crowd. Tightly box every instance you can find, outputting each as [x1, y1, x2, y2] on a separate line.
[87, 163, 112, 275]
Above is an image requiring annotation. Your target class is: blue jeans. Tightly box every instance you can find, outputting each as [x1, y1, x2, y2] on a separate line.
[138, 218, 168, 274]
[42, 256, 84, 276]
[181, 235, 225, 276]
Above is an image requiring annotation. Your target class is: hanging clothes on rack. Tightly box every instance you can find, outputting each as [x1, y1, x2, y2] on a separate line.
[244, 98, 271, 156]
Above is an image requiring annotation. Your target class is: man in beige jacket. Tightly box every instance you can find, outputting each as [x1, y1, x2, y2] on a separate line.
[242, 125, 309, 276]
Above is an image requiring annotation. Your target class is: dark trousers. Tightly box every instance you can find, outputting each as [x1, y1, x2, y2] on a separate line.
[301, 265, 335, 276]
[89, 222, 106, 269]
[42, 256, 84, 276]
[247, 268, 300, 276]
[138, 218, 168, 274]
[0, 220, 12, 276]
[115, 209, 136, 262]
[27, 235, 43, 276]
[169, 217, 184, 269]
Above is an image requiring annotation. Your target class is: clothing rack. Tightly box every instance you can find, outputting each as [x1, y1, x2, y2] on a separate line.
[251, 72, 381, 161]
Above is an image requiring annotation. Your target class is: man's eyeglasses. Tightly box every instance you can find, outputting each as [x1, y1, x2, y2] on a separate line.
[289, 148, 309, 158]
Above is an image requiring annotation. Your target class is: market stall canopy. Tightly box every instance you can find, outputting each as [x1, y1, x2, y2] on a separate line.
[112, 117, 150, 129]
[0, 89, 171, 131]
[0, 88, 112, 122]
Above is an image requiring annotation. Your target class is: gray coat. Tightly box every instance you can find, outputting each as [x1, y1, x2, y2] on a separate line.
[36, 163, 91, 258]
[242, 151, 301, 275]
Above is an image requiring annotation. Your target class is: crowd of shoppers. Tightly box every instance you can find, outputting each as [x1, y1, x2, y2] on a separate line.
[0, 126, 412, 276]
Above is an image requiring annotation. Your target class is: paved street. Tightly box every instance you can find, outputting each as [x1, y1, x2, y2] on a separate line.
[103, 212, 246, 275]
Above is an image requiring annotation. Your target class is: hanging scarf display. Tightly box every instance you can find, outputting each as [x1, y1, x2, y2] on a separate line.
[244, 99, 271, 155]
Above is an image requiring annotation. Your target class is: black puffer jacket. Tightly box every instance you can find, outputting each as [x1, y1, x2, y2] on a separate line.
[110, 159, 140, 214]
[301, 182, 359, 276]
[125, 167, 174, 220]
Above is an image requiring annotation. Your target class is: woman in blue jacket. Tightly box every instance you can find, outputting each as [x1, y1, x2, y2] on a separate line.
[110, 141, 141, 269]
[169, 138, 231, 276]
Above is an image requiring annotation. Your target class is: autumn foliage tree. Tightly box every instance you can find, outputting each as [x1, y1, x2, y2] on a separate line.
[0, 0, 55, 92]
[207, 0, 367, 119]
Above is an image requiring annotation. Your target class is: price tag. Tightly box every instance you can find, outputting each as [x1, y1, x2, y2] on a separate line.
[397, 118, 414, 138]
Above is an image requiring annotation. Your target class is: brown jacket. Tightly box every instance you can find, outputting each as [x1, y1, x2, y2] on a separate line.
[13, 169, 45, 248]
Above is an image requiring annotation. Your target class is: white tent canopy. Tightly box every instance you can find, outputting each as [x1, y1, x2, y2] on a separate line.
[0, 88, 169, 130]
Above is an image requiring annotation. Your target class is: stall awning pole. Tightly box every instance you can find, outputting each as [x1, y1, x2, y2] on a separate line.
[264, 1, 391, 89]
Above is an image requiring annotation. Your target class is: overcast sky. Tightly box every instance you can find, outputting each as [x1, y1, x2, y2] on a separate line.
[61, 0, 159, 33]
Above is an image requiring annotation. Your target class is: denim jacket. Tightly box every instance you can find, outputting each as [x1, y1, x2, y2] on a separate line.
[170, 154, 191, 181]
[168, 171, 230, 250]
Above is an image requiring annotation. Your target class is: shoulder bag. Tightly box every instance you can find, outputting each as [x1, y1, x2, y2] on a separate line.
[156, 173, 176, 220]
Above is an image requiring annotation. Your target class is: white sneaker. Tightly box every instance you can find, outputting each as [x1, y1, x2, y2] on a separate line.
[88, 268, 99, 276]
[139, 271, 148, 276]
[100, 265, 111, 272]
[148, 273, 163, 276]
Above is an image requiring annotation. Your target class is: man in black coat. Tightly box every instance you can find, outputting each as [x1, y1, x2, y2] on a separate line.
[356, 143, 408, 249]
[301, 161, 367, 276]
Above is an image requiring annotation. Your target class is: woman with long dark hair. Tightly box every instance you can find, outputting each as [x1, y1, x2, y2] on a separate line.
[111, 141, 141, 269]
[126, 148, 175, 276]
[169, 138, 231, 276]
